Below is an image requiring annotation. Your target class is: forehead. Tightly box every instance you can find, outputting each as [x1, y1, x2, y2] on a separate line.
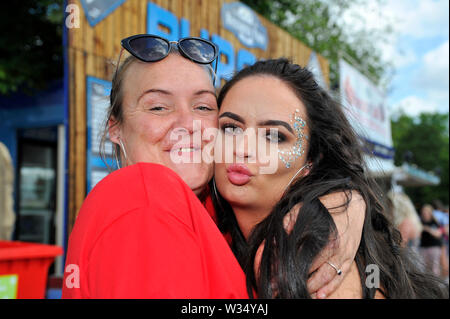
[220, 75, 307, 122]
[123, 54, 214, 95]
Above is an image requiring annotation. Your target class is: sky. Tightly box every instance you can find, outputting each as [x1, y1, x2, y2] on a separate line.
[342, 0, 449, 118]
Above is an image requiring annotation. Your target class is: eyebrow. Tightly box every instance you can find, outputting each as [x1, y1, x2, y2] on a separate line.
[138, 89, 216, 103]
[137, 89, 172, 103]
[219, 112, 245, 123]
[259, 120, 294, 134]
[194, 90, 217, 98]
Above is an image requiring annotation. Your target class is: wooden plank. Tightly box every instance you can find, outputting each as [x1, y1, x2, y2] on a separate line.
[68, 48, 87, 232]
[103, 7, 114, 60]
[318, 56, 330, 86]
[83, 5, 95, 55]
[93, 7, 105, 57]
[74, 50, 87, 218]
[181, 0, 191, 36]
[199, 0, 208, 38]
[129, 0, 139, 35]
[122, 0, 132, 39]
[85, 51, 95, 77]
[70, 0, 84, 50]
[137, 0, 147, 34]
[67, 47, 76, 234]
[111, 0, 124, 63]
[207, 0, 219, 35]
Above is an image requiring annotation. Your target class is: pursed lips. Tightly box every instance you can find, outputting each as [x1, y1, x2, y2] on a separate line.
[226, 163, 254, 186]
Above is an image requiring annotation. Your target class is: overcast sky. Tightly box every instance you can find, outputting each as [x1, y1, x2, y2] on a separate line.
[342, 0, 449, 118]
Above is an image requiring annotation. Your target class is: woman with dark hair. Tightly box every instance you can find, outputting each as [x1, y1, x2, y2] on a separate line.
[63, 35, 363, 298]
[213, 58, 448, 298]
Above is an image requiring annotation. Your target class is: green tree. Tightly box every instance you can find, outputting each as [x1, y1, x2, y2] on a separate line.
[391, 112, 450, 205]
[241, 0, 393, 88]
[0, 0, 64, 95]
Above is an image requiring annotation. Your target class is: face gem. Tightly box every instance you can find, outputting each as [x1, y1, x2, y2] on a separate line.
[278, 110, 308, 169]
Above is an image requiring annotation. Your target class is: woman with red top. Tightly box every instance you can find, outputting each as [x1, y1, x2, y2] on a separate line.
[63, 35, 364, 298]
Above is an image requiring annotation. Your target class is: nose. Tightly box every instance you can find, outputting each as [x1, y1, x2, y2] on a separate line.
[172, 106, 200, 136]
[234, 129, 256, 161]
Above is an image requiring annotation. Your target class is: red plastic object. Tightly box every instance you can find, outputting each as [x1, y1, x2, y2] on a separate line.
[0, 241, 63, 299]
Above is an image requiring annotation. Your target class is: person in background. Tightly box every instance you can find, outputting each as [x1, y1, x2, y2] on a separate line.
[0, 141, 15, 240]
[386, 189, 422, 253]
[420, 204, 443, 277]
[442, 206, 449, 283]
[432, 200, 449, 282]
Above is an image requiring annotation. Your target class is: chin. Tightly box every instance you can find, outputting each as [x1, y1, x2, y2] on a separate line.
[215, 173, 254, 207]
[170, 162, 212, 195]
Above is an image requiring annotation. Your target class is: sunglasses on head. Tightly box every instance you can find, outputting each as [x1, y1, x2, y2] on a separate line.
[117, 34, 219, 83]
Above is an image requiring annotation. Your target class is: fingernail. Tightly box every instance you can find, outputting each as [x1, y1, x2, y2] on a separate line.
[318, 292, 326, 299]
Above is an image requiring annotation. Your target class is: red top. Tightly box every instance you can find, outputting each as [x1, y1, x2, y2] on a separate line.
[62, 163, 248, 299]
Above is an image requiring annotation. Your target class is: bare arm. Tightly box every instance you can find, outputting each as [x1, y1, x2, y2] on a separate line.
[283, 190, 366, 298]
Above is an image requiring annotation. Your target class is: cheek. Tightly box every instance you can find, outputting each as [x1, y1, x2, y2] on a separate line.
[213, 132, 231, 163]
[202, 115, 218, 129]
[124, 116, 171, 147]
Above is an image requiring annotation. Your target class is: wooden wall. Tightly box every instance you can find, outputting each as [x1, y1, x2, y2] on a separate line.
[67, 0, 329, 233]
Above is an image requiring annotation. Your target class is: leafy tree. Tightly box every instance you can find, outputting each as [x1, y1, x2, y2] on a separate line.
[391, 112, 450, 205]
[0, 0, 64, 95]
[241, 0, 393, 88]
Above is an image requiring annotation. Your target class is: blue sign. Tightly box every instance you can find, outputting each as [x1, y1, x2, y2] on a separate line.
[86, 76, 115, 192]
[147, 2, 259, 87]
[80, 0, 126, 27]
[221, 2, 268, 50]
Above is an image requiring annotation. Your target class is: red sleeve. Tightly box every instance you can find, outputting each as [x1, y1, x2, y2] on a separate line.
[63, 163, 248, 299]
[86, 207, 209, 298]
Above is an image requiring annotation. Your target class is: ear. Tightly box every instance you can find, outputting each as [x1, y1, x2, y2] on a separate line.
[108, 118, 121, 145]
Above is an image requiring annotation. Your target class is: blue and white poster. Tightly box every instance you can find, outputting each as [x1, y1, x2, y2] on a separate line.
[86, 76, 114, 191]
[339, 59, 394, 157]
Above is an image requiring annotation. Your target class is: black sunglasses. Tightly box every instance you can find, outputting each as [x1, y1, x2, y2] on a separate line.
[118, 34, 219, 83]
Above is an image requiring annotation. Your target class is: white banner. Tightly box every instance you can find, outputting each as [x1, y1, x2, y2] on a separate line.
[339, 59, 393, 148]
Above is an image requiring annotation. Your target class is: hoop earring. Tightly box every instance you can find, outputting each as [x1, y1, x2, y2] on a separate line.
[284, 162, 312, 192]
[212, 177, 220, 199]
[114, 145, 121, 170]
[119, 138, 128, 166]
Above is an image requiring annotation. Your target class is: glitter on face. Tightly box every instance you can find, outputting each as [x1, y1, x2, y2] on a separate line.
[278, 109, 308, 169]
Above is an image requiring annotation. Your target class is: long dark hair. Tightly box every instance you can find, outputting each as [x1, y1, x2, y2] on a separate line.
[213, 58, 448, 299]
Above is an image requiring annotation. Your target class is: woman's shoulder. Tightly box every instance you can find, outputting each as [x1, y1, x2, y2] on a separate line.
[85, 162, 185, 209]
[75, 163, 181, 231]
[81, 164, 148, 213]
